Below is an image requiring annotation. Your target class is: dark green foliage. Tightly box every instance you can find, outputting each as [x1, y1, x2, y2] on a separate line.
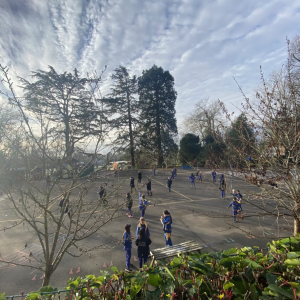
[227, 113, 255, 153]
[17, 235, 300, 300]
[103, 66, 138, 167]
[179, 133, 201, 165]
[20, 66, 103, 157]
[138, 65, 178, 167]
[202, 130, 226, 168]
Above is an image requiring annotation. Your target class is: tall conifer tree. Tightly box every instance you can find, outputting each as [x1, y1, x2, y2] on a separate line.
[138, 65, 178, 167]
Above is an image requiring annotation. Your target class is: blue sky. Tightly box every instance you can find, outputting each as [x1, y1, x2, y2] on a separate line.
[0, 0, 300, 126]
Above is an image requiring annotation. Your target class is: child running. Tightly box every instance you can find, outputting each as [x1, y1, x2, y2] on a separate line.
[188, 173, 196, 188]
[227, 197, 239, 222]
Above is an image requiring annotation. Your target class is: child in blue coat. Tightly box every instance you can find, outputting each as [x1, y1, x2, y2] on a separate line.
[122, 224, 133, 272]
[189, 173, 196, 188]
[227, 197, 240, 222]
[139, 191, 150, 217]
[160, 210, 173, 246]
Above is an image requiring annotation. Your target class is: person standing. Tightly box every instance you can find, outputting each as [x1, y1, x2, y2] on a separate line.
[161, 210, 173, 246]
[126, 192, 133, 218]
[130, 177, 135, 193]
[152, 167, 156, 176]
[146, 179, 152, 196]
[212, 170, 217, 183]
[138, 191, 150, 217]
[122, 224, 133, 272]
[98, 185, 106, 200]
[219, 174, 224, 187]
[135, 227, 152, 269]
[197, 171, 202, 182]
[189, 173, 196, 188]
[136, 217, 150, 238]
[138, 171, 142, 183]
[167, 177, 172, 192]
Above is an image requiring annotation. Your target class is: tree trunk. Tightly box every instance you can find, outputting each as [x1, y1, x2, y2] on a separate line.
[42, 269, 52, 287]
[294, 214, 300, 237]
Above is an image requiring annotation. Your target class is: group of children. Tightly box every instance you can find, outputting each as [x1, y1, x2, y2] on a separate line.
[122, 210, 173, 272]
[120, 168, 245, 272]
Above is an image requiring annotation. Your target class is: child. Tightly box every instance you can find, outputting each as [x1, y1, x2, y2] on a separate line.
[138, 171, 142, 183]
[160, 210, 173, 246]
[135, 227, 151, 269]
[189, 173, 196, 188]
[212, 170, 216, 182]
[197, 171, 202, 182]
[126, 192, 133, 218]
[136, 217, 150, 238]
[138, 191, 150, 217]
[219, 185, 225, 199]
[227, 197, 239, 222]
[146, 179, 152, 196]
[123, 224, 133, 272]
[167, 177, 172, 192]
[130, 177, 135, 193]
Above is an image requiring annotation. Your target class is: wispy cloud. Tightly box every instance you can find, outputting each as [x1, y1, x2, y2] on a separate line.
[0, 0, 299, 124]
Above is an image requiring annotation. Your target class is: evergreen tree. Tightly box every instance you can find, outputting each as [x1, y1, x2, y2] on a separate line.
[138, 65, 178, 167]
[20, 66, 104, 158]
[179, 133, 201, 165]
[103, 66, 138, 168]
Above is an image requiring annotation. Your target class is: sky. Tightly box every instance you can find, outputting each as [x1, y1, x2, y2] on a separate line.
[0, 0, 300, 127]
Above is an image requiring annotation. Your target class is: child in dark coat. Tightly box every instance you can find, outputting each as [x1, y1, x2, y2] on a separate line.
[135, 227, 151, 269]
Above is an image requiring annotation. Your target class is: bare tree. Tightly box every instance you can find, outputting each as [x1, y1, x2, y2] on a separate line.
[182, 98, 226, 140]
[0, 63, 124, 286]
[217, 37, 300, 236]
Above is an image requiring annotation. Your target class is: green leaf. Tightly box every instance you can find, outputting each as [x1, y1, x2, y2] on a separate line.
[242, 258, 262, 269]
[110, 266, 118, 273]
[0, 293, 6, 300]
[125, 295, 132, 300]
[266, 273, 277, 285]
[284, 259, 300, 266]
[163, 267, 175, 282]
[69, 279, 80, 288]
[286, 252, 300, 259]
[38, 286, 54, 293]
[26, 293, 41, 300]
[223, 281, 235, 291]
[265, 284, 294, 299]
[148, 273, 162, 287]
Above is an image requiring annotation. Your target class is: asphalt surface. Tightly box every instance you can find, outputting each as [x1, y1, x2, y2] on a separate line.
[0, 168, 294, 295]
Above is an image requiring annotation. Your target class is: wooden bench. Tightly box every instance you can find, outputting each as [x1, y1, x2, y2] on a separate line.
[149, 240, 203, 267]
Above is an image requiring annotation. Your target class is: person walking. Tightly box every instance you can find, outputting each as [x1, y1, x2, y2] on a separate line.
[167, 177, 172, 192]
[146, 179, 152, 196]
[46, 175, 51, 190]
[130, 177, 135, 193]
[152, 167, 156, 176]
[197, 170, 202, 182]
[135, 227, 151, 269]
[126, 192, 133, 218]
[212, 170, 217, 183]
[188, 173, 196, 188]
[138, 191, 150, 217]
[136, 217, 150, 238]
[122, 224, 133, 272]
[138, 171, 142, 183]
[227, 197, 239, 222]
[161, 210, 173, 246]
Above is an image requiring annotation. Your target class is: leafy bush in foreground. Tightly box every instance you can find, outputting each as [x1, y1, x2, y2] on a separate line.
[2, 236, 300, 299]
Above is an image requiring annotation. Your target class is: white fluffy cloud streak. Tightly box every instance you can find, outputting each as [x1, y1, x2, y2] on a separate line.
[0, 0, 299, 124]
